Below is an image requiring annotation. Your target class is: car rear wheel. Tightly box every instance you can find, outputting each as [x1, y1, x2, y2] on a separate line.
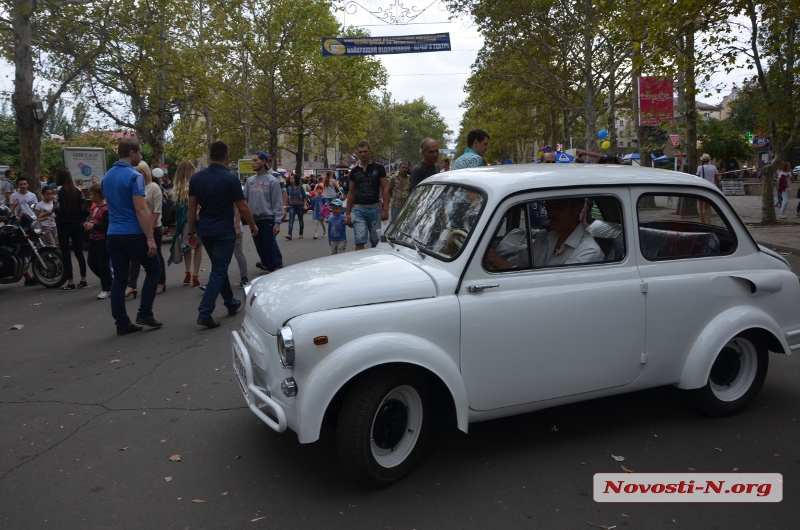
[690, 336, 768, 417]
[336, 368, 430, 486]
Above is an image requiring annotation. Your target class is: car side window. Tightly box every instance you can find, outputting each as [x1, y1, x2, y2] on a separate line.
[637, 194, 738, 260]
[483, 195, 626, 272]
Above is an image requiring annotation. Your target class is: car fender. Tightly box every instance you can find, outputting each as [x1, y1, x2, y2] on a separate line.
[294, 332, 469, 444]
[676, 306, 789, 390]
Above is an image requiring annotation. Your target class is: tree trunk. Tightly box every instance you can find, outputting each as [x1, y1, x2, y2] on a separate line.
[203, 107, 212, 167]
[607, 50, 617, 154]
[321, 127, 329, 168]
[12, 0, 43, 198]
[685, 25, 697, 178]
[294, 121, 305, 177]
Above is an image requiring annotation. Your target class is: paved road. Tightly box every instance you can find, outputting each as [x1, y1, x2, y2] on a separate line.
[1, 221, 799, 529]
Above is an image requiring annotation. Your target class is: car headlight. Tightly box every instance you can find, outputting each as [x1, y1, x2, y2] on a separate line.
[277, 326, 294, 368]
[31, 220, 43, 235]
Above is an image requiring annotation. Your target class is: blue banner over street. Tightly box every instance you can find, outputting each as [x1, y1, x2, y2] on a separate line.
[322, 33, 451, 56]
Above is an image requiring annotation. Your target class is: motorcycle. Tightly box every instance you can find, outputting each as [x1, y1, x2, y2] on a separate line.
[0, 204, 67, 288]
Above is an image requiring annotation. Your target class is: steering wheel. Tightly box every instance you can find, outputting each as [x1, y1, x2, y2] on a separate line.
[448, 229, 469, 253]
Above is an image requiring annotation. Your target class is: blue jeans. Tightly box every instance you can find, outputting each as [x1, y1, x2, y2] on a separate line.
[390, 206, 400, 221]
[352, 207, 381, 247]
[287, 205, 304, 236]
[252, 218, 282, 270]
[198, 233, 237, 320]
[107, 234, 161, 332]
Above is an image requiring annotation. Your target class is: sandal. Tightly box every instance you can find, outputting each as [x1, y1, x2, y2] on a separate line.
[183, 271, 192, 284]
[285, 235, 292, 240]
[192, 275, 200, 288]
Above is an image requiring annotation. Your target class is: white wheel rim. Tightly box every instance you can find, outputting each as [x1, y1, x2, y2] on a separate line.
[370, 385, 423, 468]
[709, 338, 758, 402]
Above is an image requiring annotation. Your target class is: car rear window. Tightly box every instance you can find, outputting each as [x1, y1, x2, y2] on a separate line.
[636, 194, 737, 260]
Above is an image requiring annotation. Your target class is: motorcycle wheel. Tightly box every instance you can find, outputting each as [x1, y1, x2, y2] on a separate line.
[32, 248, 67, 288]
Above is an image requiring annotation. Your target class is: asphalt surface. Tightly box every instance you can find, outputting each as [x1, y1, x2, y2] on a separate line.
[1, 208, 800, 529]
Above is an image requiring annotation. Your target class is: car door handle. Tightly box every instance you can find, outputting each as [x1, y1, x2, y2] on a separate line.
[467, 284, 499, 293]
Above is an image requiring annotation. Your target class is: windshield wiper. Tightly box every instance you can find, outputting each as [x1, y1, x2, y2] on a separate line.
[401, 232, 426, 258]
[383, 234, 397, 248]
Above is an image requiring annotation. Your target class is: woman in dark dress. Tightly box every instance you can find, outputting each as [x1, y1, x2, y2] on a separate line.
[54, 168, 88, 291]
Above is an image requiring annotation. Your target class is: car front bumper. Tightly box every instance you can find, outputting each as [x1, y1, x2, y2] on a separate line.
[231, 330, 288, 433]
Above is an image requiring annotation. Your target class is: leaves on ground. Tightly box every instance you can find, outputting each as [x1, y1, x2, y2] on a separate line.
[164, 476, 173, 482]
[251, 517, 265, 522]
[191, 499, 205, 503]
[9, 324, 24, 330]
[169, 454, 182, 462]
[119, 447, 129, 451]
[110, 359, 120, 363]
[621, 465, 633, 473]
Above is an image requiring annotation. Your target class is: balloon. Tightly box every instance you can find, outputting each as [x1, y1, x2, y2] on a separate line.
[152, 168, 164, 179]
[598, 129, 608, 139]
[602, 140, 611, 149]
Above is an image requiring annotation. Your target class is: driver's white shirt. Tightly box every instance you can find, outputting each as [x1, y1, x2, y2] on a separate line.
[533, 224, 603, 266]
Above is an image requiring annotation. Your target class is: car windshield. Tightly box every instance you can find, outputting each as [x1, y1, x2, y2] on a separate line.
[385, 183, 485, 260]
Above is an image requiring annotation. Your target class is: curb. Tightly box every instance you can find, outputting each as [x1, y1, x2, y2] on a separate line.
[755, 240, 800, 255]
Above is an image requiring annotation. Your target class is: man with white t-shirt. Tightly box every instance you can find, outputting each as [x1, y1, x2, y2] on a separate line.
[10, 176, 38, 218]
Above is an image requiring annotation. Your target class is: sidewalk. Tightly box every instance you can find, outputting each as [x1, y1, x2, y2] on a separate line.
[725, 195, 800, 254]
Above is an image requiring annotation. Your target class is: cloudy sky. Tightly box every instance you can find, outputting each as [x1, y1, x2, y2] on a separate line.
[334, 4, 483, 147]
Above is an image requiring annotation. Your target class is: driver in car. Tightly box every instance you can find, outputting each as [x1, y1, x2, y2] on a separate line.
[484, 198, 603, 269]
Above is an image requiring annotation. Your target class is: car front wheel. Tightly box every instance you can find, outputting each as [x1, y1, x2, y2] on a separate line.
[336, 369, 430, 486]
[690, 335, 768, 417]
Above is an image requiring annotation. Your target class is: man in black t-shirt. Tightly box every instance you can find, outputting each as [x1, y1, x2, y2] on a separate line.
[409, 137, 440, 190]
[345, 141, 389, 250]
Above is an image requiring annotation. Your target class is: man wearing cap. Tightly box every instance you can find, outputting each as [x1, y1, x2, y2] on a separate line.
[696, 153, 718, 224]
[244, 151, 284, 272]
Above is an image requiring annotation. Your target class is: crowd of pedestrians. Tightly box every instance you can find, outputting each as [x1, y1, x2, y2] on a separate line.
[1, 129, 493, 335]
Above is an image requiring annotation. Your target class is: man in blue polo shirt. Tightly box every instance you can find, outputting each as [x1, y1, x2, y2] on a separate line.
[187, 141, 259, 328]
[102, 138, 163, 335]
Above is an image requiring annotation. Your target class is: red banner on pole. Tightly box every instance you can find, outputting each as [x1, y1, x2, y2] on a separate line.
[638, 77, 674, 126]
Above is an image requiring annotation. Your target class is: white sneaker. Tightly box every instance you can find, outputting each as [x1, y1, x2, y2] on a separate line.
[779, 214, 787, 219]
[97, 291, 111, 299]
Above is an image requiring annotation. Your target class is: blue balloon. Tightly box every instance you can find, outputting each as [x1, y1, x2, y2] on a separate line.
[598, 129, 608, 139]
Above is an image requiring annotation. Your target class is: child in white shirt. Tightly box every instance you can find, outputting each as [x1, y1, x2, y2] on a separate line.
[35, 186, 57, 246]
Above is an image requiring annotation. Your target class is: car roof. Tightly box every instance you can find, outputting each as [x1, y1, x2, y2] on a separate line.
[423, 163, 718, 197]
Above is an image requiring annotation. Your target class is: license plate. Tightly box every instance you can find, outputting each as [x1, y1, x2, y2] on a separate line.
[232, 343, 248, 397]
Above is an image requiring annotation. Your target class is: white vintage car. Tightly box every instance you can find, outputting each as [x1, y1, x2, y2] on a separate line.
[232, 164, 800, 485]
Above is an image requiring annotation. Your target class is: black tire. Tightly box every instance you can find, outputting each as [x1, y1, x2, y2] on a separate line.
[336, 368, 431, 486]
[32, 248, 67, 288]
[690, 335, 768, 417]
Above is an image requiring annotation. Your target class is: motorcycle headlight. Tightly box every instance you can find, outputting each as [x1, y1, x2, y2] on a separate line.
[277, 326, 295, 368]
[31, 220, 43, 236]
